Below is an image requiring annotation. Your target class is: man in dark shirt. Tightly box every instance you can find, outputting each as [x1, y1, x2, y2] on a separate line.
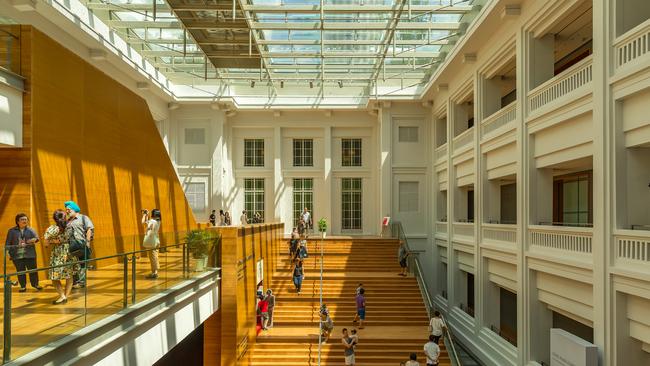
[65, 201, 94, 288]
[355, 288, 366, 329]
[5, 213, 42, 292]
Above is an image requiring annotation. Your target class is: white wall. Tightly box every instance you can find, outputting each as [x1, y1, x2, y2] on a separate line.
[0, 83, 22, 147]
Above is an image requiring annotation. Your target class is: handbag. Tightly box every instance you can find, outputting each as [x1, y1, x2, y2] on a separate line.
[143, 230, 159, 248]
[69, 236, 88, 259]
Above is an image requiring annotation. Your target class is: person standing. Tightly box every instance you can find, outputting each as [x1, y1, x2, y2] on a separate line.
[342, 328, 355, 366]
[240, 210, 248, 225]
[5, 213, 42, 292]
[300, 207, 311, 234]
[218, 210, 225, 226]
[405, 353, 420, 366]
[265, 289, 275, 328]
[258, 294, 269, 330]
[65, 201, 94, 289]
[353, 288, 366, 329]
[428, 311, 446, 344]
[398, 241, 410, 277]
[224, 211, 232, 226]
[424, 334, 441, 366]
[289, 227, 299, 258]
[297, 218, 305, 236]
[320, 305, 334, 342]
[45, 210, 77, 304]
[292, 259, 304, 294]
[209, 210, 216, 226]
[142, 208, 162, 279]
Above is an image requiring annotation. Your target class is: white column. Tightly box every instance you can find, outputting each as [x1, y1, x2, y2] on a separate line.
[379, 107, 392, 227]
[210, 112, 225, 213]
[591, 0, 611, 362]
[323, 126, 332, 235]
[273, 126, 283, 221]
[446, 97, 456, 308]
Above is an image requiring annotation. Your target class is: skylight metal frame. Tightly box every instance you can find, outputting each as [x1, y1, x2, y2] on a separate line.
[83, 0, 477, 97]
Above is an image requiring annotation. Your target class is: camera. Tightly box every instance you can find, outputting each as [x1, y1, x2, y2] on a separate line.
[142, 209, 149, 214]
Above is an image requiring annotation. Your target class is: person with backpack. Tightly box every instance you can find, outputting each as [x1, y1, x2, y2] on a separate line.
[289, 227, 299, 258]
[424, 334, 441, 366]
[65, 201, 94, 289]
[292, 259, 304, 294]
[428, 311, 447, 344]
[209, 210, 216, 226]
[142, 208, 162, 279]
[258, 293, 270, 330]
[353, 288, 366, 329]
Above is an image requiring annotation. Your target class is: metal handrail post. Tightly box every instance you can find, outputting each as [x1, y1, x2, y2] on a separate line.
[131, 254, 136, 304]
[317, 231, 324, 366]
[3, 274, 12, 362]
[122, 254, 128, 308]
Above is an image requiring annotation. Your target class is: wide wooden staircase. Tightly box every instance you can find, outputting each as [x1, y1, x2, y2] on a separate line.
[247, 237, 451, 365]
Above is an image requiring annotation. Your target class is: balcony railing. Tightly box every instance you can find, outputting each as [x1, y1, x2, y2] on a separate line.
[434, 143, 448, 162]
[453, 222, 475, 240]
[615, 231, 650, 263]
[453, 127, 474, 153]
[528, 225, 593, 254]
[482, 223, 517, 246]
[527, 55, 593, 113]
[481, 101, 516, 139]
[614, 19, 650, 70]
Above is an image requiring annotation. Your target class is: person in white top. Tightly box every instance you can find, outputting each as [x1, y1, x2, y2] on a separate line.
[424, 335, 441, 366]
[142, 209, 162, 279]
[301, 207, 311, 233]
[404, 352, 420, 366]
[428, 311, 446, 344]
[240, 210, 248, 225]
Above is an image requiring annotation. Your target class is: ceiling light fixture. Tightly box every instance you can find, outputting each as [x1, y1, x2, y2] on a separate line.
[338, 80, 343, 88]
[309, 81, 314, 89]
[280, 80, 284, 88]
[250, 80, 255, 88]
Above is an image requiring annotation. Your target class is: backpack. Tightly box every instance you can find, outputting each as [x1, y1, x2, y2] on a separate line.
[299, 245, 308, 259]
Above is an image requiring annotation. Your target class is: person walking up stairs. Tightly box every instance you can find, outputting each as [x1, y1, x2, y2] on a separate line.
[247, 237, 452, 365]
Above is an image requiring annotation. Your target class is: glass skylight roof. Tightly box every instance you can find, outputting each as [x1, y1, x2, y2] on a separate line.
[82, 0, 482, 99]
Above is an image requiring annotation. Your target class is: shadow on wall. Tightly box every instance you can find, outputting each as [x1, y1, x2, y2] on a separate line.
[0, 27, 196, 269]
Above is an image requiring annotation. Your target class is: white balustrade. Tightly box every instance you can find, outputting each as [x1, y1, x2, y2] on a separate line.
[435, 144, 448, 162]
[481, 102, 516, 139]
[453, 128, 474, 153]
[616, 232, 650, 262]
[528, 225, 592, 254]
[614, 19, 650, 69]
[453, 222, 474, 239]
[527, 56, 593, 113]
[482, 224, 517, 245]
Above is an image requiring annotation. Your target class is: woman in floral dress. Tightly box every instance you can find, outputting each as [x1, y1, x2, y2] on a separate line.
[44, 209, 78, 305]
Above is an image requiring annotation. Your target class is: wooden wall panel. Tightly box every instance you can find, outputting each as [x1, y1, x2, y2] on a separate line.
[0, 27, 196, 270]
[205, 223, 283, 366]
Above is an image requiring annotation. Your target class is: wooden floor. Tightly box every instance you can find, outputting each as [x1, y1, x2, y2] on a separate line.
[0, 248, 197, 361]
[248, 238, 450, 365]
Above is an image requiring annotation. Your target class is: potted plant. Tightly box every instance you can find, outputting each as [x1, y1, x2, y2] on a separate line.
[317, 218, 328, 238]
[185, 229, 219, 271]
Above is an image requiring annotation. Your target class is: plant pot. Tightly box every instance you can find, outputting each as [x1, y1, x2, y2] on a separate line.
[320, 231, 326, 239]
[194, 255, 208, 272]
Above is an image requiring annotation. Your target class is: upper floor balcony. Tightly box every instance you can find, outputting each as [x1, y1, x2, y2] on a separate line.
[528, 225, 593, 265]
[527, 55, 593, 115]
[482, 223, 517, 248]
[435, 143, 448, 163]
[453, 127, 474, 154]
[614, 19, 650, 72]
[481, 101, 517, 141]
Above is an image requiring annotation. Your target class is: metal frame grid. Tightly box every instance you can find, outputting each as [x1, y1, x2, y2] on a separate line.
[82, 0, 478, 95]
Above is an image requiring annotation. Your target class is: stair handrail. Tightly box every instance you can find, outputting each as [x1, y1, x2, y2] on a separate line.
[391, 221, 462, 366]
[317, 230, 325, 366]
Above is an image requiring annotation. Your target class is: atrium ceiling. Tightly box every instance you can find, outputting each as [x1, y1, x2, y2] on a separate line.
[83, 0, 482, 100]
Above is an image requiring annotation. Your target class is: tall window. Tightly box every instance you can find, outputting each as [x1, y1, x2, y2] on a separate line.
[341, 138, 362, 167]
[244, 139, 264, 167]
[293, 139, 313, 167]
[293, 178, 313, 226]
[399, 181, 419, 212]
[341, 178, 362, 230]
[244, 178, 265, 221]
[185, 182, 206, 213]
[553, 171, 592, 226]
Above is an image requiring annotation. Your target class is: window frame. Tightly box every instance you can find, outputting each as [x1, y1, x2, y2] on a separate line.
[244, 139, 265, 167]
[341, 178, 362, 230]
[293, 139, 314, 167]
[293, 178, 314, 226]
[341, 138, 362, 167]
[244, 178, 265, 222]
